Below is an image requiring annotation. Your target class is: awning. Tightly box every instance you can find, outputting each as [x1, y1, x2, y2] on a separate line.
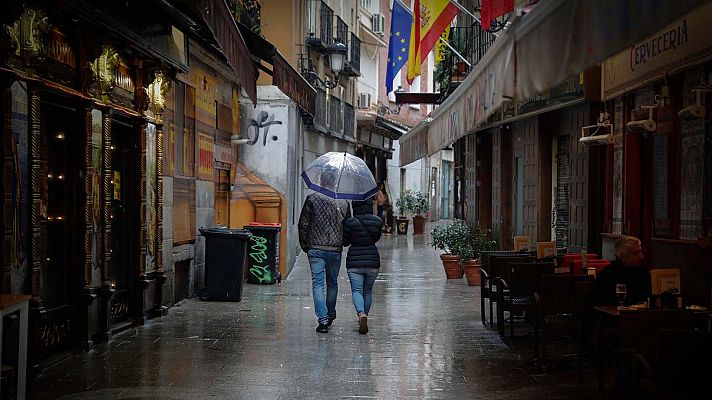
[195, 0, 258, 105]
[238, 23, 317, 116]
[398, 32, 515, 165]
[515, 0, 709, 99]
[398, 0, 709, 164]
[374, 117, 409, 139]
[399, 119, 430, 166]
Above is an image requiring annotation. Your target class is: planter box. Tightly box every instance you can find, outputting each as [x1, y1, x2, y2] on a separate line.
[412, 215, 426, 235]
[395, 217, 409, 235]
[441, 254, 463, 279]
[462, 259, 482, 286]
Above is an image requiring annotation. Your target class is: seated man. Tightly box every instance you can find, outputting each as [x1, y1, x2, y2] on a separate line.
[592, 235, 651, 306]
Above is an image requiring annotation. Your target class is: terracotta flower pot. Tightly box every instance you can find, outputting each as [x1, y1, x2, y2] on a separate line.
[441, 254, 464, 279]
[462, 259, 482, 286]
[412, 215, 426, 235]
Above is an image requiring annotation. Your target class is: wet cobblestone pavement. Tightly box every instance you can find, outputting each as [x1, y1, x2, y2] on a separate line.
[31, 233, 602, 399]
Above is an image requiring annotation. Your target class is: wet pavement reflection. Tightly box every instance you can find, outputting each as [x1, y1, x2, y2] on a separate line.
[31, 233, 599, 399]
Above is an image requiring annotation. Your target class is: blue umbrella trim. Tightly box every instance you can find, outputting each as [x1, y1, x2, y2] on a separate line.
[301, 170, 378, 201]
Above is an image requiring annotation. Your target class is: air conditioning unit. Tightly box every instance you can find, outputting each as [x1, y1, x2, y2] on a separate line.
[372, 13, 385, 35]
[358, 93, 371, 109]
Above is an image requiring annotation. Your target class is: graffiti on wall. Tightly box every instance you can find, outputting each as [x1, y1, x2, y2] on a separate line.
[248, 235, 272, 284]
[246, 110, 282, 146]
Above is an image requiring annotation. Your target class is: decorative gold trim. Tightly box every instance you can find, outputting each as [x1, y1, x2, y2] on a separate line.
[89, 47, 119, 102]
[1, 84, 11, 294]
[5, 7, 50, 65]
[83, 107, 93, 287]
[156, 124, 163, 272]
[145, 71, 170, 124]
[139, 122, 147, 276]
[30, 89, 41, 299]
[101, 111, 112, 283]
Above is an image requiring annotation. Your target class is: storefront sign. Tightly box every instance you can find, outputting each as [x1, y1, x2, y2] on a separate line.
[198, 133, 214, 180]
[273, 54, 316, 116]
[399, 122, 429, 166]
[214, 142, 234, 165]
[191, 67, 217, 126]
[602, 2, 712, 99]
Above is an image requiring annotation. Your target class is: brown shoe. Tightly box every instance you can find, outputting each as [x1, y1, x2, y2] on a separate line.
[358, 313, 368, 334]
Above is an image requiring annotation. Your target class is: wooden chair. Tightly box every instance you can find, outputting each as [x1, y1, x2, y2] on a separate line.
[482, 253, 532, 326]
[536, 274, 594, 368]
[479, 251, 517, 324]
[497, 261, 554, 337]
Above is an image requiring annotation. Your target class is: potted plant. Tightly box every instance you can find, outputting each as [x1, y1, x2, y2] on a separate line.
[411, 191, 430, 235]
[431, 220, 470, 279]
[461, 224, 498, 286]
[394, 190, 412, 235]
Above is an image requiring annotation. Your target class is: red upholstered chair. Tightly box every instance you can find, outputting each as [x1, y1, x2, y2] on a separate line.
[571, 259, 610, 276]
[560, 253, 600, 274]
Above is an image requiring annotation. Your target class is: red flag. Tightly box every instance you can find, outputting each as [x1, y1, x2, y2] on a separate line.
[481, 0, 513, 31]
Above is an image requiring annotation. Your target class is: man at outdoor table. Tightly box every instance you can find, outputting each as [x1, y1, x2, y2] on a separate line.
[592, 235, 651, 306]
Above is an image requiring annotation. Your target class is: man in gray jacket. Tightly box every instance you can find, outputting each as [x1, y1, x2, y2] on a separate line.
[298, 171, 351, 333]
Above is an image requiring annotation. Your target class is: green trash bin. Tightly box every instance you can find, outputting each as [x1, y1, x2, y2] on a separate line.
[244, 222, 281, 284]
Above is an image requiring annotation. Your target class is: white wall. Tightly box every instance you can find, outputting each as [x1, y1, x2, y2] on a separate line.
[387, 139, 426, 213]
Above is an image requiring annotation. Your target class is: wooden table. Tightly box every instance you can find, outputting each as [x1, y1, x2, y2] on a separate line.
[593, 305, 711, 394]
[0, 294, 31, 400]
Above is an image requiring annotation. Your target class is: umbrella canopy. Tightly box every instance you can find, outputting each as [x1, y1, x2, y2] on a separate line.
[301, 152, 377, 200]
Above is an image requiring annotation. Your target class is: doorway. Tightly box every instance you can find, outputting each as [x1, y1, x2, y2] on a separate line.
[109, 117, 139, 330]
[440, 161, 452, 219]
[38, 95, 83, 360]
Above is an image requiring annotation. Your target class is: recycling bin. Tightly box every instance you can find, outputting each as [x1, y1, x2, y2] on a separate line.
[243, 222, 281, 284]
[198, 227, 252, 301]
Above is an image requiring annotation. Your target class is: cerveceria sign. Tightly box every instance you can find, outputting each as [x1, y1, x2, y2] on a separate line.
[602, 2, 712, 100]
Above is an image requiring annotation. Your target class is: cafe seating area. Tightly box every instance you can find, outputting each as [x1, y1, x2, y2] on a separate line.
[478, 236, 712, 398]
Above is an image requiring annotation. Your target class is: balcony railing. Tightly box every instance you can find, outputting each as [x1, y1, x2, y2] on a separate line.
[329, 94, 343, 134]
[344, 32, 360, 77]
[335, 16, 348, 44]
[344, 103, 355, 138]
[437, 23, 497, 95]
[306, 0, 333, 50]
[314, 89, 328, 132]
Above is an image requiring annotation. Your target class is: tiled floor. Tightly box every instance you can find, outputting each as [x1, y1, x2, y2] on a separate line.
[30, 233, 604, 399]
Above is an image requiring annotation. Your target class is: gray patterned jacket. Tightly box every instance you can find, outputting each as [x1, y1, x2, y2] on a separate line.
[298, 193, 351, 252]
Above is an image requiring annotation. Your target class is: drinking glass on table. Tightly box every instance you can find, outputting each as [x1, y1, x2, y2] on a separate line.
[616, 283, 627, 307]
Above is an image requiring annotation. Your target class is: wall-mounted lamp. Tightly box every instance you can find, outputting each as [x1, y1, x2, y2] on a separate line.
[626, 95, 663, 133]
[304, 40, 347, 90]
[377, 87, 404, 115]
[678, 87, 709, 121]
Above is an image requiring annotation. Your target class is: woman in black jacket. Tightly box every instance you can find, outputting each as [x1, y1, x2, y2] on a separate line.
[343, 198, 382, 334]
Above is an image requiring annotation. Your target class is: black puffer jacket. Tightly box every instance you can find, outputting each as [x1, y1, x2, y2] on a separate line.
[343, 200, 382, 269]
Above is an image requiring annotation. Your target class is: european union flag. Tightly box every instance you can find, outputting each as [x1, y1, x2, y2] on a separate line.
[386, 0, 412, 94]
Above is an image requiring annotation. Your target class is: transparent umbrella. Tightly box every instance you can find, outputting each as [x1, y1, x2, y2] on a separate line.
[301, 151, 377, 200]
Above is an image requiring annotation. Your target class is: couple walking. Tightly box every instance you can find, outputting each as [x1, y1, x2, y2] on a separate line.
[298, 172, 382, 334]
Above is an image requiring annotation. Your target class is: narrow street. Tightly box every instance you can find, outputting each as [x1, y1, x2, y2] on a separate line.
[31, 233, 596, 399]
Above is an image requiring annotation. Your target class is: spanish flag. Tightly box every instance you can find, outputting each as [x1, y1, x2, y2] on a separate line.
[407, 0, 460, 84]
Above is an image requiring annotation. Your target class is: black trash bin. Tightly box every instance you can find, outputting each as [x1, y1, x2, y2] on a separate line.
[244, 222, 281, 284]
[198, 227, 252, 301]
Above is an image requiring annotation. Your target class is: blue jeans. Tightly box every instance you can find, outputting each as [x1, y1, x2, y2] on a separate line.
[347, 268, 379, 316]
[307, 249, 342, 325]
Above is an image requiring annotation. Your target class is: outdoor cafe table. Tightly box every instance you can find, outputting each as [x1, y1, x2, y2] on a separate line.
[593, 305, 712, 393]
[0, 294, 30, 400]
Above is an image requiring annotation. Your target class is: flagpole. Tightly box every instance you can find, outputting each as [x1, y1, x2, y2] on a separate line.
[437, 37, 471, 68]
[450, 0, 500, 38]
